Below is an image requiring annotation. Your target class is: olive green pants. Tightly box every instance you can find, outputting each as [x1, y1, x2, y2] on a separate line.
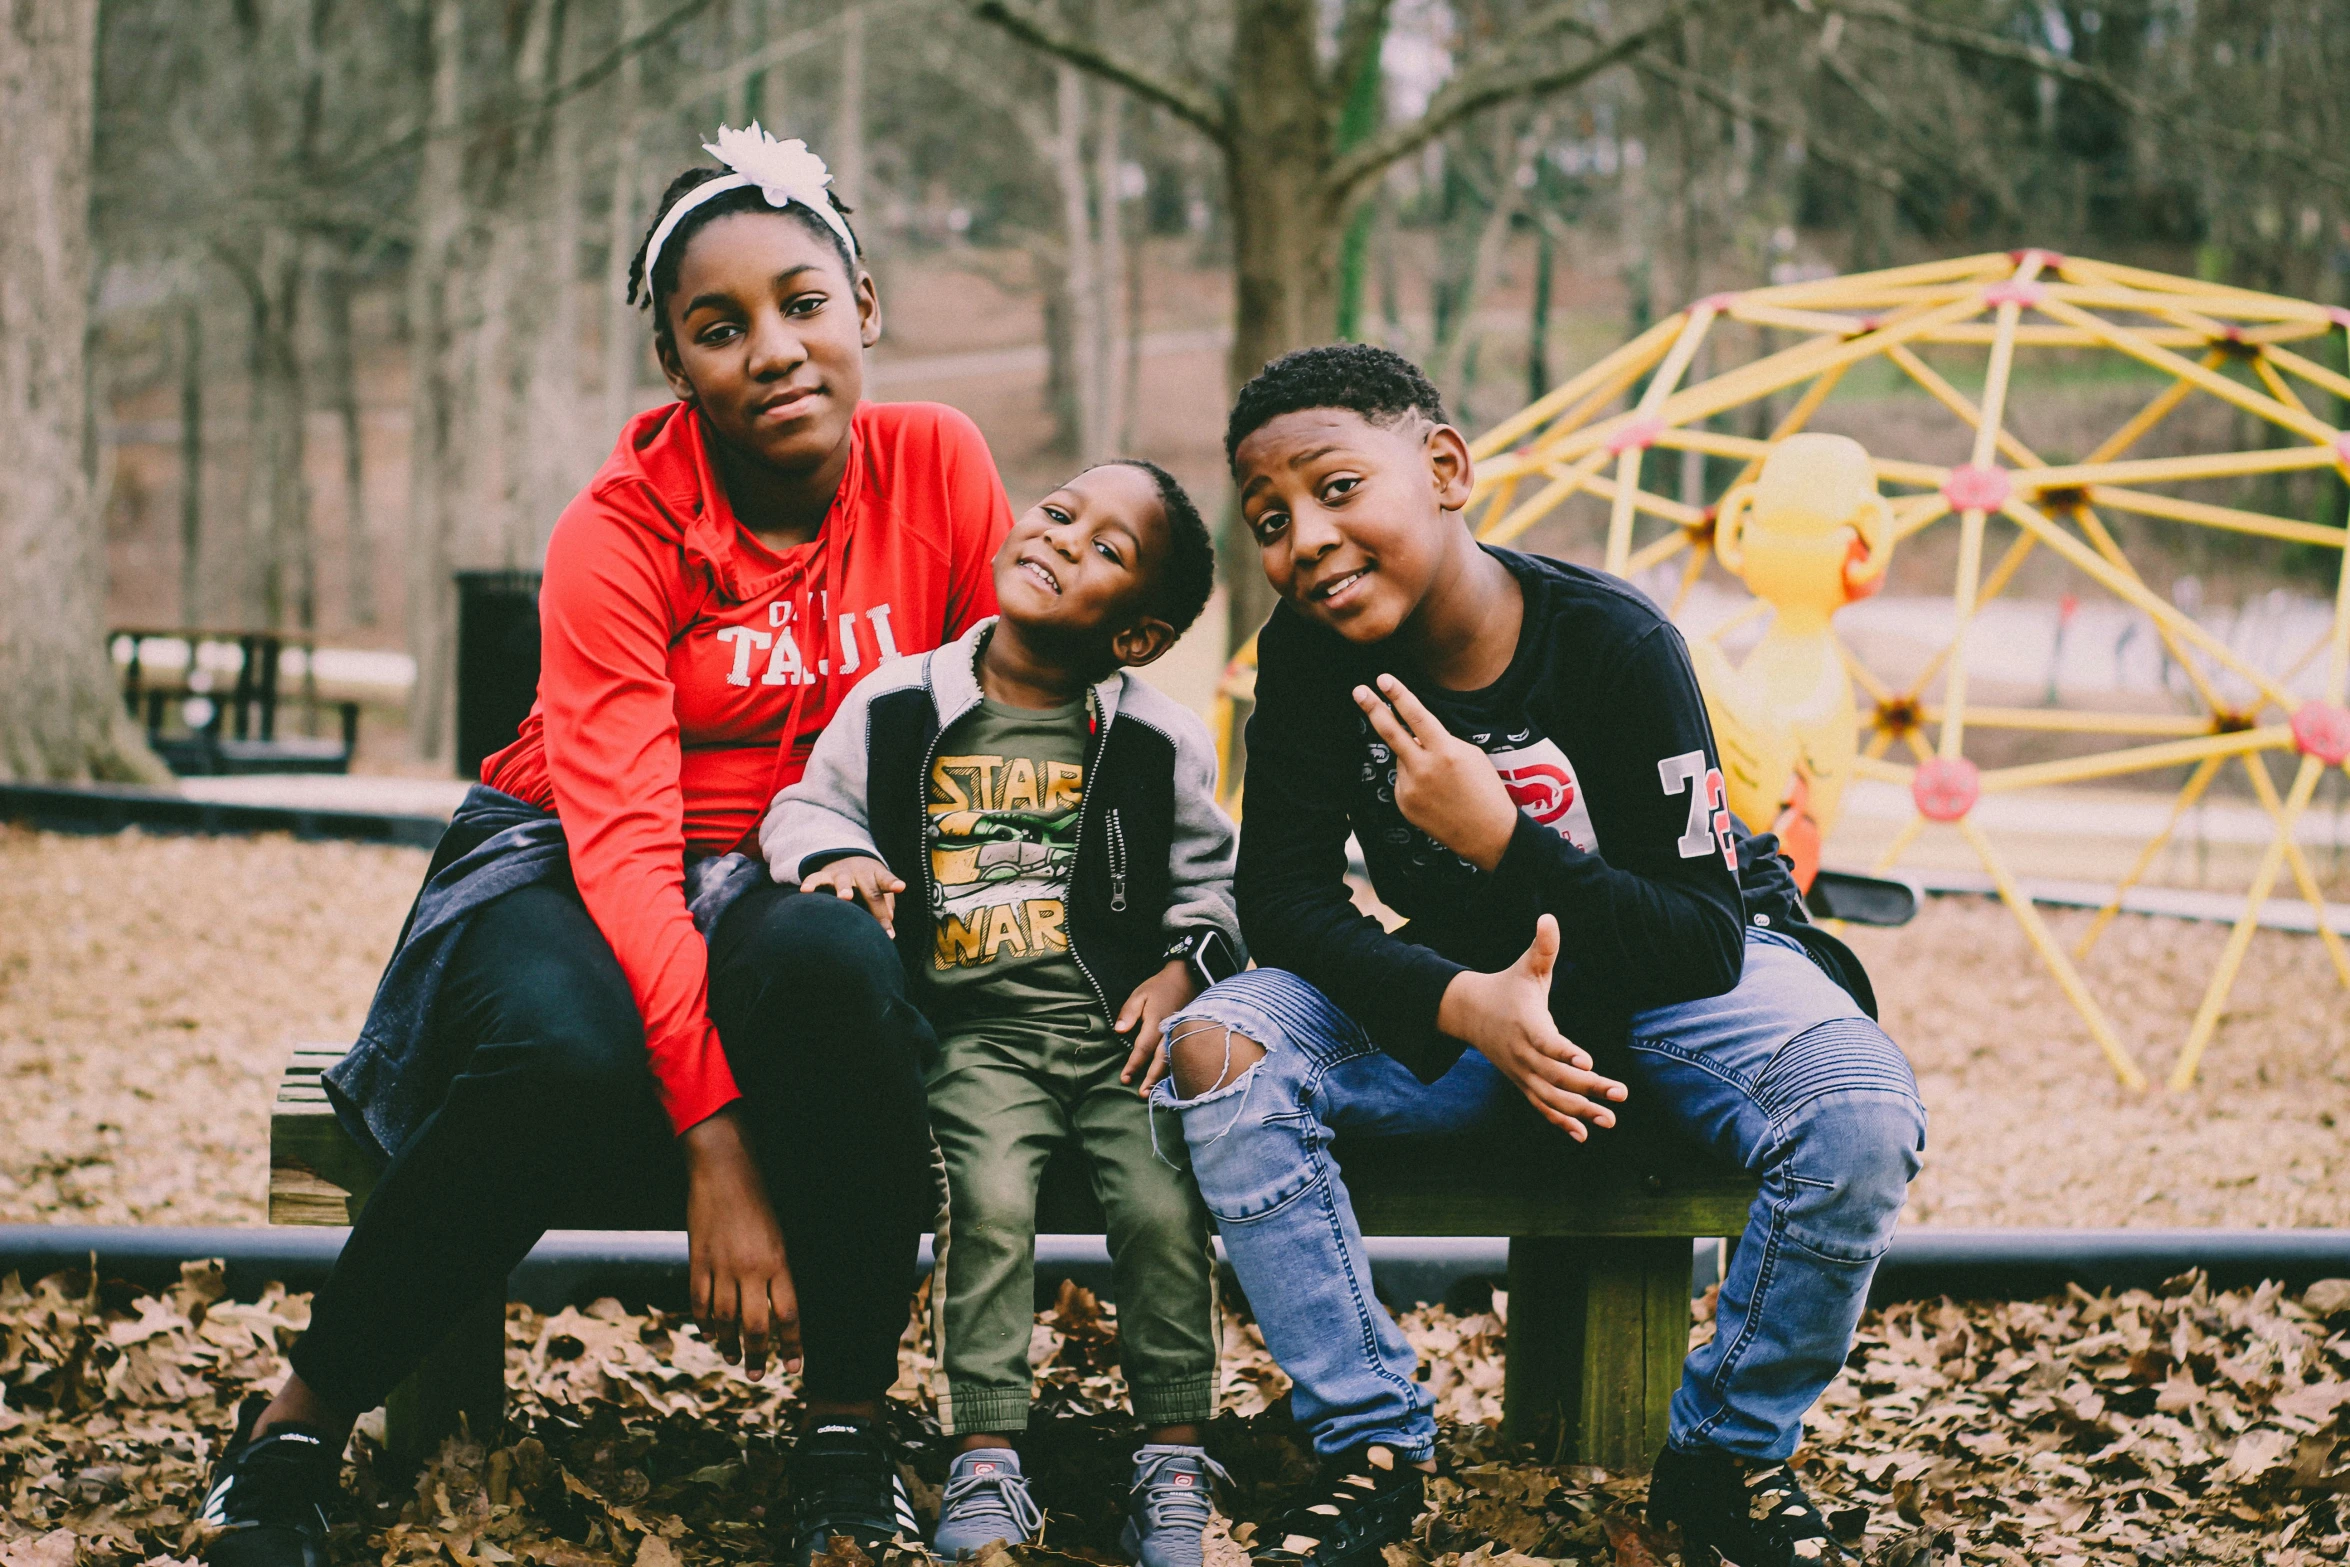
[926, 1012, 1219, 1434]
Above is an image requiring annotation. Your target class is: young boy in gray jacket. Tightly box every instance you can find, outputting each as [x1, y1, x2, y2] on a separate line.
[761, 459, 1242, 1567]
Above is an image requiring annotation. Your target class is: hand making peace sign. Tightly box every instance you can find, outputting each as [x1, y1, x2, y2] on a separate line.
[1353, 673, 1629, 1134]
[1351, 672, 1523, 874]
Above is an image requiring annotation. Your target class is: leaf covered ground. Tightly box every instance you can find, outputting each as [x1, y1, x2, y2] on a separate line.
[6, 830, 2349, 1566]
[4, 1264, 2346, 1567]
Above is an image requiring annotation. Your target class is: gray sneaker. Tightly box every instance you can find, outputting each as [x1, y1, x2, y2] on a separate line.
[932, 1448, 1042, 1559]
[1121, 1445, 1229, 1567]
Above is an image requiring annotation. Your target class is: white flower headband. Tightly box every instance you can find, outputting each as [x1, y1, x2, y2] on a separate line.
[639, 124, 858, 299]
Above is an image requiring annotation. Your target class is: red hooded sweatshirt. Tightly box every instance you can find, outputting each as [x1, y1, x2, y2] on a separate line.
[482, 399, 1010, 1133]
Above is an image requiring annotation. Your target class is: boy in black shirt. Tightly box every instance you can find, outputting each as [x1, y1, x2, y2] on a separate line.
[1151, 347, 1924, 1567]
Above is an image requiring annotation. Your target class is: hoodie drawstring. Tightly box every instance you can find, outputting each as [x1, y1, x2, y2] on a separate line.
[759, 468, 857, 807]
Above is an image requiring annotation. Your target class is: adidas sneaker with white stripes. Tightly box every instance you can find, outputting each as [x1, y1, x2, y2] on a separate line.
[788, 1417, 920, 1567]
[197, 1396, 337, 1567]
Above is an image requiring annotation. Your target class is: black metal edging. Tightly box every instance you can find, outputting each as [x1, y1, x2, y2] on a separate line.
[6, 1226, 2343, 1313]
[0, 782, 446, 850]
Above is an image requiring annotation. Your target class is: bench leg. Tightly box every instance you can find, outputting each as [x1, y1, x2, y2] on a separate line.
[381, 1290, 506, 1473]
[1501, 1236, 1692, 1473]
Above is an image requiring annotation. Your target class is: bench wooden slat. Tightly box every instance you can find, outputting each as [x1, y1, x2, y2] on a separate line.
[268, 1042, 1761, 1474]
[269, 1069, 377, 1225]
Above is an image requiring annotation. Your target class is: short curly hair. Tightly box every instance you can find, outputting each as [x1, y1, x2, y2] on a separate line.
[1094, 458, 1215, 636]
[1224, 343, 1449, 469]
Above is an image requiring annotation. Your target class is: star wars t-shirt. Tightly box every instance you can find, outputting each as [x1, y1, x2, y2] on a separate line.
[925, 695, 1102, 1035]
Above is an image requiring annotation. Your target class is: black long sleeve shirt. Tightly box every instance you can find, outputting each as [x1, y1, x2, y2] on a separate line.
[1237, 546, 1864, 1082]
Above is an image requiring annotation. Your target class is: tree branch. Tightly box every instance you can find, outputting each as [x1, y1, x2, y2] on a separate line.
[1328, 0, 1395, 114]
[1826, 0, 2350, 187]
[1326, 0, 1708, 199]
[1808, 40, 2026, 228]
[299, 0, 729, 186]
[970, 0, 1231, 147]
[1620, 45, 1906, 199]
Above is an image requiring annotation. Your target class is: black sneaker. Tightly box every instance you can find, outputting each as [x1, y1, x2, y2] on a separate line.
[1647, 1444, 1857, 1566]
[788, 1417, 919, 1567]
[197, 1395, 337, 1567]
[1248, 1444, 1426, 1567]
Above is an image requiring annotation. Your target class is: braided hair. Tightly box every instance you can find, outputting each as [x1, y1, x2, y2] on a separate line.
[625, 167, 862, 351]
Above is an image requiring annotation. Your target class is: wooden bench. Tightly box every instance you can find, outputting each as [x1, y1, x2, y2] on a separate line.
[273, 1044, 1758, 1473]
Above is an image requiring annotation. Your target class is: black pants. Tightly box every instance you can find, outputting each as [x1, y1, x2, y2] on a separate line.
[291, 879, 935, 1412]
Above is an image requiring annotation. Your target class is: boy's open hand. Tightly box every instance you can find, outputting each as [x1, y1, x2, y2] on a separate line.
[1438, 914, 1628, 1139]
[1116, 958, 1204, 1096]
[1353, 673, 1520, 873]
[801, 854, 904, 936]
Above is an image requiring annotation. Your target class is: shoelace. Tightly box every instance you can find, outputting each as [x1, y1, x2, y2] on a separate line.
[940, 1463, 1043, 1543]
[1130, 1448, 1231, 1535]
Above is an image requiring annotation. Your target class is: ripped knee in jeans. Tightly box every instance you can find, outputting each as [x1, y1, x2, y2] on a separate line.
[1167, 1019, 1266, 1101]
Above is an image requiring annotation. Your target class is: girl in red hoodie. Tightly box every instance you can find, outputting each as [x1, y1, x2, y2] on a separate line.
[205, 129, 1006, 1567]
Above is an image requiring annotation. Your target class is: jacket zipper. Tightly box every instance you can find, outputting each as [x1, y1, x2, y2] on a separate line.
[915, 665, 951, 930]
[1107, 808, 1130, 912]
[1062, 686, 1115, 1019]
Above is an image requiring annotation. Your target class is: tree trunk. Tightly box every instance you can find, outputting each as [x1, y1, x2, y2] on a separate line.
[1122, 147, 1145, 452]
[603, 0, 649, 443]
[513, 0, 588, 563]
[0, 0, 163, 782]
[832, 1, 866, 205]
[239, 230, 311, 630]
[1430, 114, 1539, 420]
[406, 0, 466, 764]
[1221, 0, 1341, 651]
[758, 0, 796, 131]
[178, 297, 206, 626]
[1331, 5, 1390, 342]
[1091, 79, 1128, 454]
[1038, 251, 1080, 456]
[1670, 33, 1707, 509]
[1527, 219, 1553, 403]
[319, 262, 373, 626]
[1050, 64, 1106, 460]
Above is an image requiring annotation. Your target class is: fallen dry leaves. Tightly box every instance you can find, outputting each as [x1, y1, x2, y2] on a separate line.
[0, 826, 421, 1226]
[4, 1265, 2344, 1567]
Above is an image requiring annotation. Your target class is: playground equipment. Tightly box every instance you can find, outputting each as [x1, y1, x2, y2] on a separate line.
[1686, 432, 1893, 892]
[1210, 251, 2350, 1089]
[1463, 250, 2350, 1090]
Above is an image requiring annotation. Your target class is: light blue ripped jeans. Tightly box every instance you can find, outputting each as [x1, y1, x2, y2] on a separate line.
[1149, 930, 1926, 1462]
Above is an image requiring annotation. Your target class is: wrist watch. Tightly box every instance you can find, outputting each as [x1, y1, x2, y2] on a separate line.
[1161, 928, 1239, 991]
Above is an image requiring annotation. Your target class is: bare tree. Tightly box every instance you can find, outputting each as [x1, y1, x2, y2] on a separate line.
[603, 0, 654, 442]
[177, 295, 206, 626]
[0, 0, 163, 782]
[833, 0, 868, 206]
[317, 259, 373, 625]
[975, 0, 1707, 648]
[405, 0, 466, 763]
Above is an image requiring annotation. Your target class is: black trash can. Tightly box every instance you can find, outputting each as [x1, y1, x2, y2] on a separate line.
[454, 570, 543, 779]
